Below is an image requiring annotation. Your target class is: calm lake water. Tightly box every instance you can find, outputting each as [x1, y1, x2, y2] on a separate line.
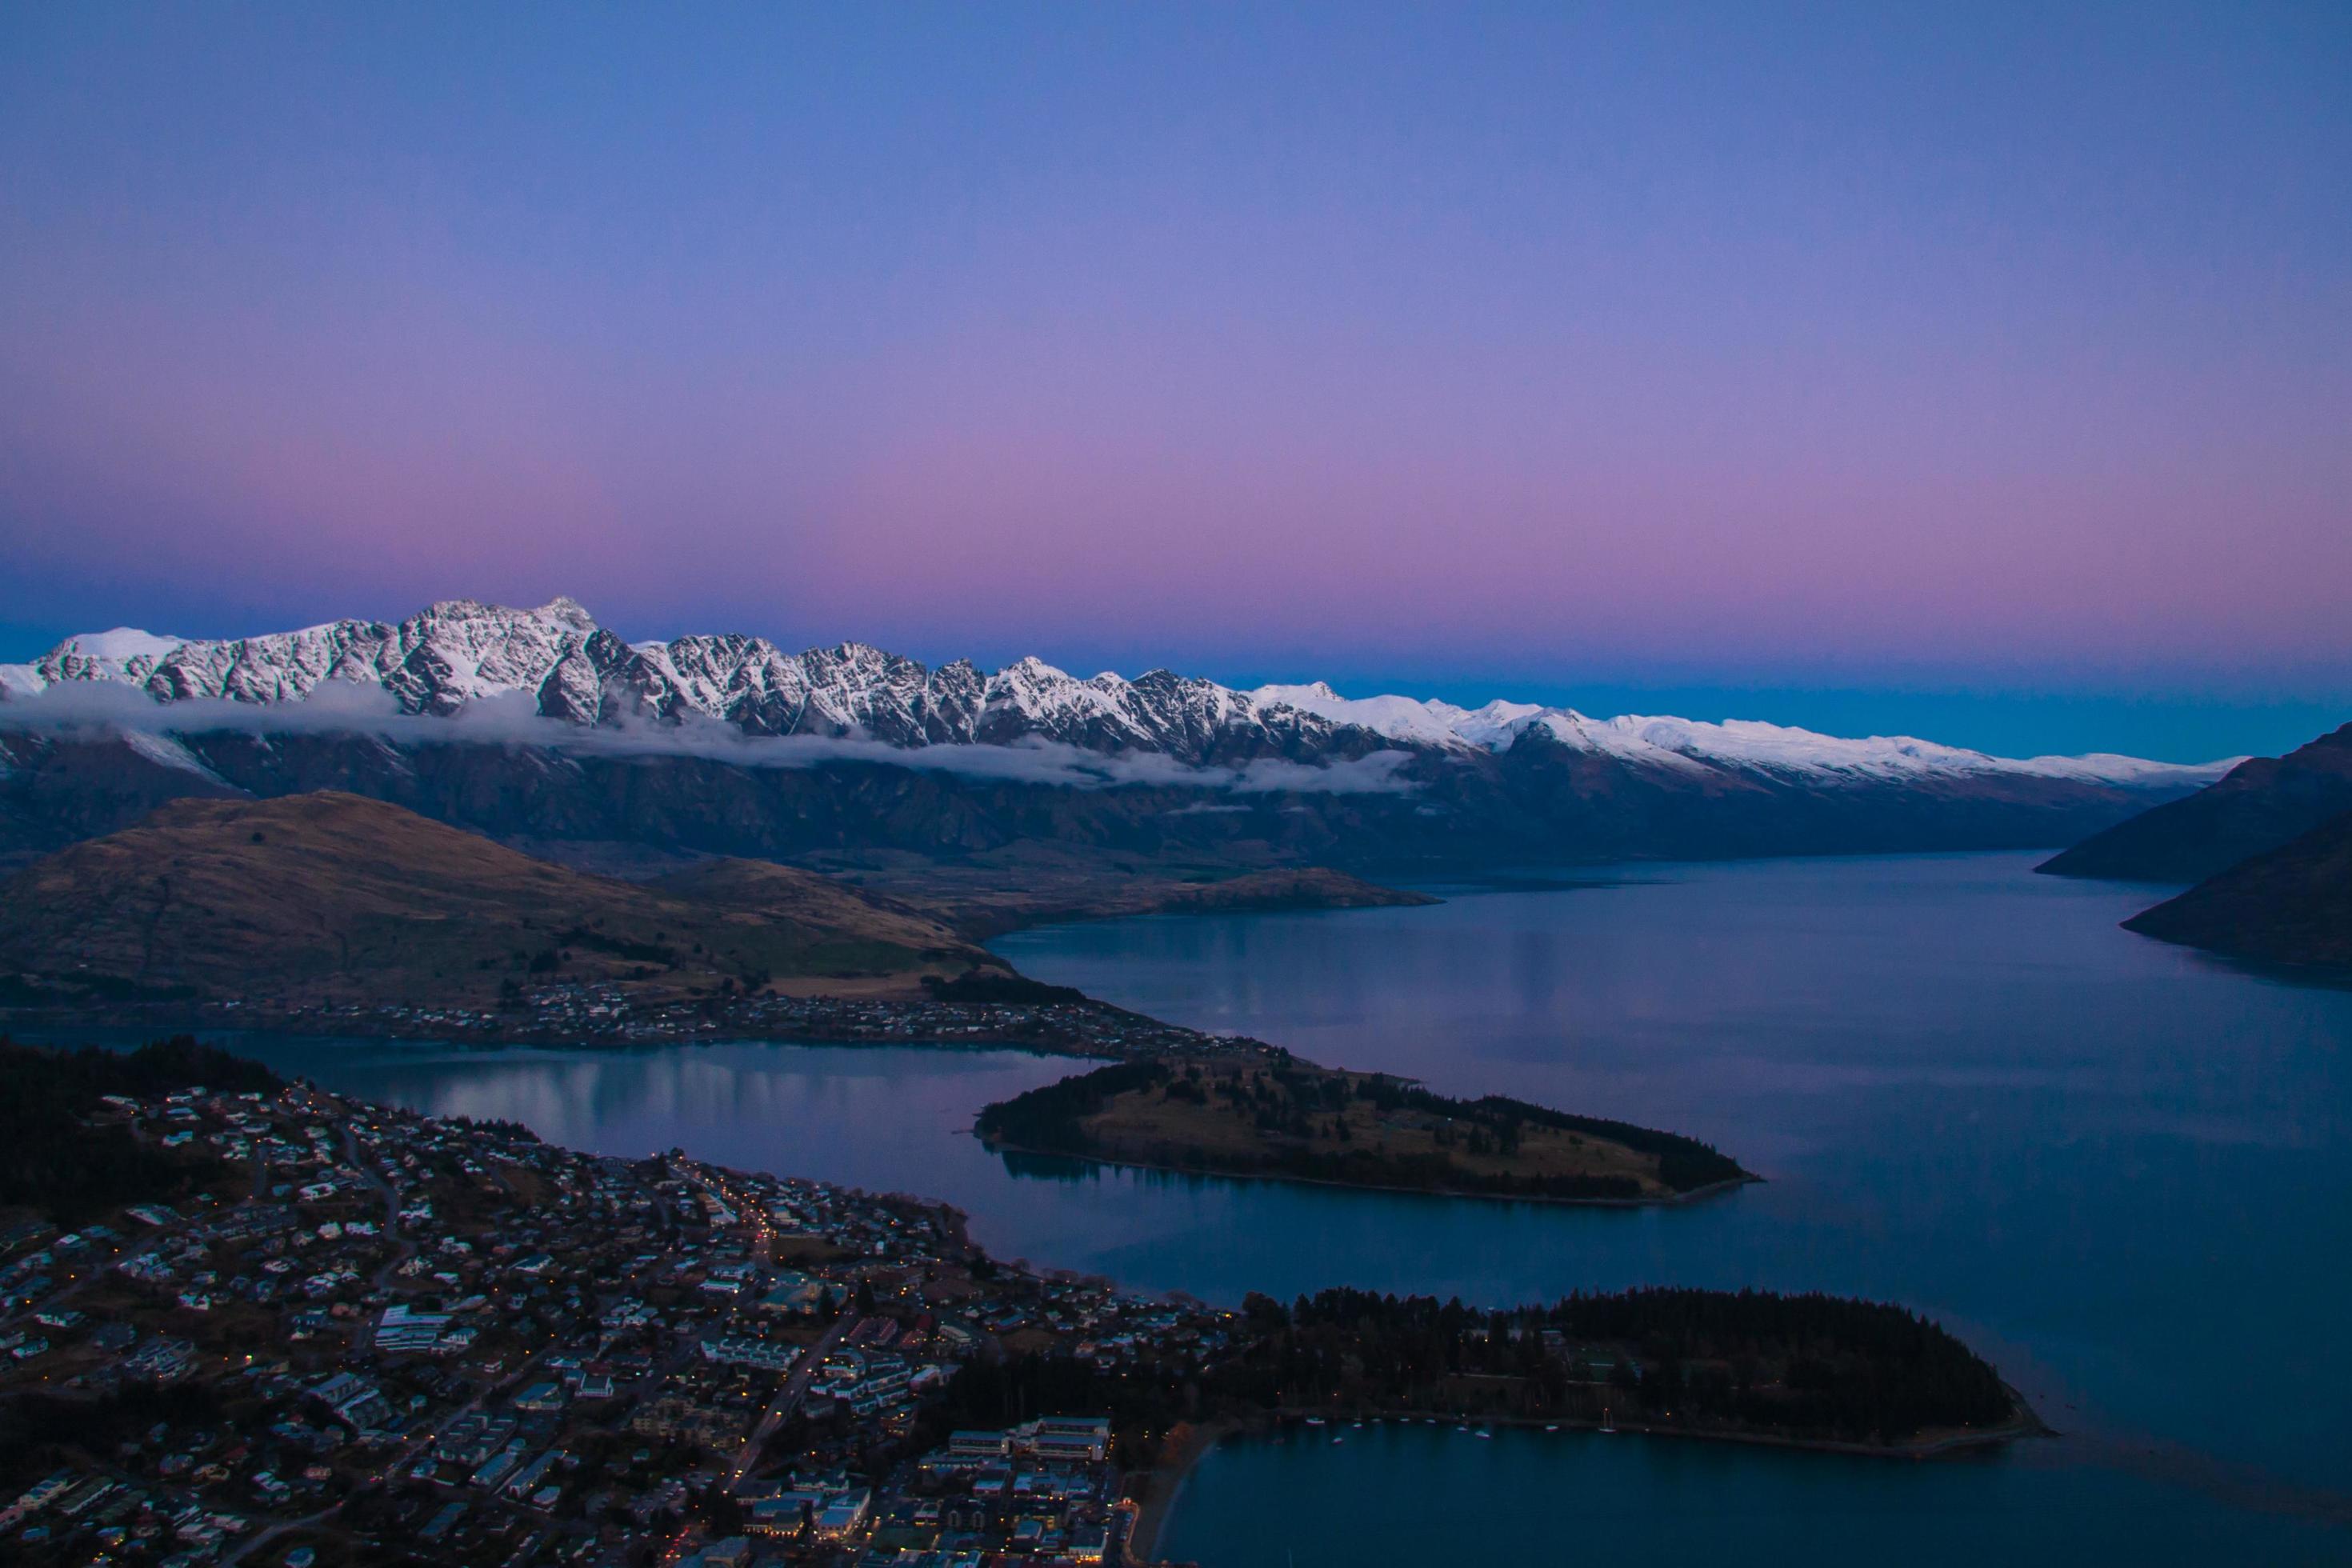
[165, 852, 2352, 1563]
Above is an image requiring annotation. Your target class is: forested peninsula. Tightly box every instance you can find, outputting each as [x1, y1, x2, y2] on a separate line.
[974, 1054, 1754, 1203]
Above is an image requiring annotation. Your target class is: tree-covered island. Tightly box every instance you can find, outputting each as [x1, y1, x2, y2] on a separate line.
[974, 1054, 1755, 1202]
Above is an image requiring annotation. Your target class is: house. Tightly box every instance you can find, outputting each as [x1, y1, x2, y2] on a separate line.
[749, 1485, 870, 1540]
[310, 1371, 394, 1432]
[699, 1335, 801, 1374]
[948, 1430, 1010, 1462]
[375, 1304, 452, 1354]
[1030, 1416, 1113, 1462]
[511, 1381, 566, 1414]
[756, 1272, 830, 1316]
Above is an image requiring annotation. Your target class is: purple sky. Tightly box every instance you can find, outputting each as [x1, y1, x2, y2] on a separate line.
[2, 5, 2347, 760]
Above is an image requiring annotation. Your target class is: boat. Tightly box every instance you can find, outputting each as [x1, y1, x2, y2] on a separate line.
[1304, 1416, 1326, 1427]
[1600, 1409, 1616, 1434]
[1476, 1428, 1493, 1440]
[1544, 1424, 1558, 1432]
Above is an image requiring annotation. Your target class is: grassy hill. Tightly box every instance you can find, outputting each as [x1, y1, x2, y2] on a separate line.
[891, 860, 1440, 938]
[0, 791, 993, 1007]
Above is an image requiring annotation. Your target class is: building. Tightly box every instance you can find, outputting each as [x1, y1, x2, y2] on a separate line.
[375, 1303, 453, 1354]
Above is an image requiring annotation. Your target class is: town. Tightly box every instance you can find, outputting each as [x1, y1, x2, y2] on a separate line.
[0, 1051, 1236, 1566]
[0, 1040, 2030, 1568]
[5, 980, 1273, 1062]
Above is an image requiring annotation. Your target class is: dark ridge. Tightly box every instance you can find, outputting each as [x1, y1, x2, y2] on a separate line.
[2121, 806, 2352, 970]
[922, 970, 1089, 1006]
[936, 1284, 2014, 1446]
[2041, 721, 2352, 883]
[0, 1036, 283, 1221]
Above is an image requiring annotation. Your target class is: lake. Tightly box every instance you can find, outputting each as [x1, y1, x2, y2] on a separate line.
[186, 852, 2352, 1563]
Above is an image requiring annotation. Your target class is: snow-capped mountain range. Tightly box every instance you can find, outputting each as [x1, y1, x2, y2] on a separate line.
[0, 596, 2231, 790]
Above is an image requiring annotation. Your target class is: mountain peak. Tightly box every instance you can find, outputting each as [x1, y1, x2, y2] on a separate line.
[0, 595, 2236, 790]
[60, 627, 188, 661]
[537, 595, 597, 627]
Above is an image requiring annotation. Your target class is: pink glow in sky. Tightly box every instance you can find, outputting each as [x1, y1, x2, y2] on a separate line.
[2, 4, 2349, 754]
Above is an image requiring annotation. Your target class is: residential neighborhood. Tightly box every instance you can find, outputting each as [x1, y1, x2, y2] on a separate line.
[0, 1072, 1238, 1566]
[22, 983, 1278, 1063]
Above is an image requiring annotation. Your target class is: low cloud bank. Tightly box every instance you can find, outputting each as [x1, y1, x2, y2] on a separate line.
[0, 683, 1420, 795]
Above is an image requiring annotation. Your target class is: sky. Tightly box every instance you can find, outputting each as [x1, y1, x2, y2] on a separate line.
[2, 3, 2347, 763]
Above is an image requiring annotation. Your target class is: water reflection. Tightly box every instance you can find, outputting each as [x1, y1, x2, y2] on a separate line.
[170, 851, 2352, 1560]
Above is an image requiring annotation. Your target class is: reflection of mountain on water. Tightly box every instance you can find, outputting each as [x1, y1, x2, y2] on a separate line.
[250, 1036, 1077, 1209]
[187, 854, 2352, 1562]
[993, 1147, 1101, 1186]
[992, 1147, 1250, 1200]
[985, 1145, 1286, 1201]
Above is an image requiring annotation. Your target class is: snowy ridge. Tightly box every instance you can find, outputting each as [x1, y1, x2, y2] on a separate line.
[2, 597, 2235, 788]
[1246, 682, 2240, 785]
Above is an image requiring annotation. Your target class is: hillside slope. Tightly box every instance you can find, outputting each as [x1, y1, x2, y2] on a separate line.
[0, 721, 2217, 887]
[0, 791, 988, 1006]
[2122, 809, 2352, 970]
[2041, 722, 2352, 884]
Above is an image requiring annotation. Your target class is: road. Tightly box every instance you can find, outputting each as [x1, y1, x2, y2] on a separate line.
[730, 1314, 853, 1488]
[220, 1502, 339, 1566]
[338, 1119, 417, 1351]
[686, 1160, 858, 1491]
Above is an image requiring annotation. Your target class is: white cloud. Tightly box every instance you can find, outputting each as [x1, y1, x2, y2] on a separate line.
[0, 684, 1422, 795]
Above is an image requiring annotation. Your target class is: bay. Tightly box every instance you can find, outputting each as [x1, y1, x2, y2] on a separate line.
[150, 850, 2352, 1562]
[993, 851, 2352, 1560]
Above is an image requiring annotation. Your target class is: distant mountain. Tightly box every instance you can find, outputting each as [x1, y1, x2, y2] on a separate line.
[0, 597, 1349, 762]
[0, 596, 2234, 882]
[0, 791, 990, 1006]
[2121, 808, 2352, 970]
[2, 595, 2233, 784]
[2039, 722, 2352, 883]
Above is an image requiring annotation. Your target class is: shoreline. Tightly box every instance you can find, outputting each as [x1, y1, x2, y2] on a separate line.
[1125, 1390, 2046, 1562]
[18, 1011, 1763, 1213]
[0, 1010, 1121, 1062]
[9, 1011, 1762, 1213]
[979, 1136, 1762, 1210]
[0, 1006, 1119, 1058]
[1126, 1418, 1238, 1565]
[5, 1030, 2044, 1566]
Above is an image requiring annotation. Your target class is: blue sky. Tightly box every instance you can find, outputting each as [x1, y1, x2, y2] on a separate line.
[2, 3, 2346, 763]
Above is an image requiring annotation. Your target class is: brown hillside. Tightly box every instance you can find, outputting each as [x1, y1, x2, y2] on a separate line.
[0, 791, 989, 1005]
[646, 858, 970, 952]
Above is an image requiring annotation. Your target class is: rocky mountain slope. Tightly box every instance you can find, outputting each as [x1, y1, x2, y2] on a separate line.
[3, 595, 2232, 784]
[0, 792, 990, 1006]
[2039, 722, 2352, 884]
[0, 597, 2234, 881]
[2120, 808, 2352, 970]
[1, 598, 1354, 762]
